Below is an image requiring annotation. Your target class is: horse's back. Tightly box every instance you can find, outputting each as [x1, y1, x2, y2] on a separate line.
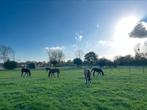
[21, 68, 30, 73]
[92, 67, 102, 72]
[53, 68, 60, 73]
[21, 68, 25, 72]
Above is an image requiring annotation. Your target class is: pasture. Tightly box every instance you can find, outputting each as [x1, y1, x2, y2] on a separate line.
[0, 67, 147, 110]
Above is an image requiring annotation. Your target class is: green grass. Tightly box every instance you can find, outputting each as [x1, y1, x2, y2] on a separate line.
[0, 67, 147, 110]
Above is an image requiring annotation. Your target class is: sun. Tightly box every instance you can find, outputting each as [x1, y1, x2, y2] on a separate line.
[111, 16, 145, 56]
[114, 16, 139, 40]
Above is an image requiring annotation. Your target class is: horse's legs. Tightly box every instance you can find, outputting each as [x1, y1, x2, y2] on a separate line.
[48, 72, 51, 78]
[57, 72, 59, 78]
[25, 73, 27, 77]
[21, 72, 23, 77]
[53, 73, 55, 78]
[85, 78, 88, 85]
[101, 71, 104, 76]
[51, 73, 54, 78]
[50, 73, 52, 78]
[29, 72, 31, 77]
[84, 74, 87, 84]
[93, 71, 95, 77]
[88, 77, 91, 84]
[85, 76, 90, 85]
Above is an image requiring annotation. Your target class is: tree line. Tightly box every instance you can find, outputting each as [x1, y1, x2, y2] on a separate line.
[1, 44, 147, 70]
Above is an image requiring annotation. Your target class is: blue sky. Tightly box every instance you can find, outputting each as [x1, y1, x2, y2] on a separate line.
[0, 0, 147, 61]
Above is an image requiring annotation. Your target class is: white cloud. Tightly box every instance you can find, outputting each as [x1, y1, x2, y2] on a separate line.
[45, 46, 64, 51]
[98, 40, 107, 46]
[130, 21, 147, 38]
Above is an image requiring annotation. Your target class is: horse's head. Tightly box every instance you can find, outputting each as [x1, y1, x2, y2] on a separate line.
[45, 67, 51, 71]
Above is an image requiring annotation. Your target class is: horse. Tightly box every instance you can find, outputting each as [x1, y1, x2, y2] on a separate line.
[91, 67, 104, 76]
[48, 68, 60, 78]
[21, 68, 31, 77]
[84, 68, 91, 85]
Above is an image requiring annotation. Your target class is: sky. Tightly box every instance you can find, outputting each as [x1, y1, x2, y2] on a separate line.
[1, 0, 147, 62]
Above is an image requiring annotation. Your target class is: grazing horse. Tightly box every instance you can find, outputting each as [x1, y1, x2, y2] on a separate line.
[48, 68, 60, 78]
[84, 68, 91, 85]
[21, 68, 31, 77]
[91, 67, 104, 76]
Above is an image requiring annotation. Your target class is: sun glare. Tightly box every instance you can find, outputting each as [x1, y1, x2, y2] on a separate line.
[114, 16, 138, 40]
[112, 16, 146, 57]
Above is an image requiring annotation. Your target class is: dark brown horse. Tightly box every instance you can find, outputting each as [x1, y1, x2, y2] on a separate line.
[91, 67, 104, 76]
[84, 68, 91, 85]
[47, 68, 60, 78]
[21, 68, 31, 77]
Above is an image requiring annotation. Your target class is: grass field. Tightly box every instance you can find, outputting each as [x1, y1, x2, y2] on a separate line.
[0, 67, 147, 110]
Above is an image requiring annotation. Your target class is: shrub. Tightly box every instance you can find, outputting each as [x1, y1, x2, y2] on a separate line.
[73, 58, 82, 67]
[3, 60, 17, 70]
[26, 63, 35, 69]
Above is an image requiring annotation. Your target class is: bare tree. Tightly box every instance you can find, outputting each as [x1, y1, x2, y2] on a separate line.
[134, 43, 147, 73]
[134, 43, 141, 56]
[0, 45, 15, 63]
[75, 49, 84, 59]
[142, 42, 147, 58]
[46, 47, 64, 67]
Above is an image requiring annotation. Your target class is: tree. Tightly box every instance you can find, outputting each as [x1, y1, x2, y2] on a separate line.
[65, 60, 74, 66]
[97, 58, 113, 68]
[50, 60, 58, 67]
[137, 43, 147, 73]
[3, 60, 17, 70]
[114, 55, 134, 66]
[134, 43, 147, 73]
[46, 47, 64, 67]
[84, 52, 97, 67]
[113, 55, 134, 72]
[0, 45, 15, 63]
[73, 58, 82, 67]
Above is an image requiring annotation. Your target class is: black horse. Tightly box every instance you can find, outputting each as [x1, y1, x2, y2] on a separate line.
[91, 67, 104, 76]
[21, 68, 31, 77]
[48, 68, 60, 78]
[84, 68, 91, 85]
